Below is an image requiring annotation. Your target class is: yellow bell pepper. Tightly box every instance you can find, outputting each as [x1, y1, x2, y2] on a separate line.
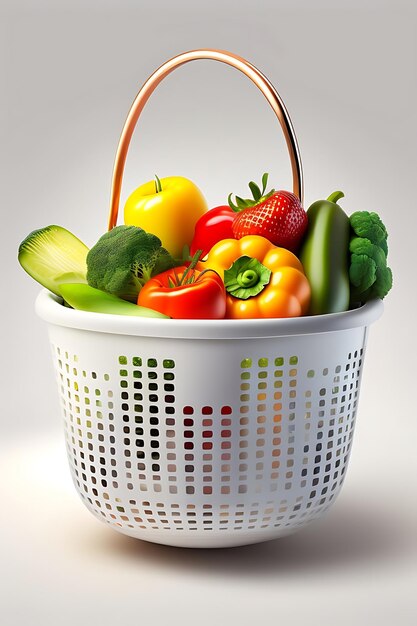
[124, 175, 208, 258]
[203, 235, 311, 319]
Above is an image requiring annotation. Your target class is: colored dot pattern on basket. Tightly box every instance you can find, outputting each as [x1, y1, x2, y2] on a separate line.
[52, 344, 364, 539]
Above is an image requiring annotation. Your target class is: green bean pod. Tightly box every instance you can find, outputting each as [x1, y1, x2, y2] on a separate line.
[299, 191, 350, 315]
[59, 283, 169, 318]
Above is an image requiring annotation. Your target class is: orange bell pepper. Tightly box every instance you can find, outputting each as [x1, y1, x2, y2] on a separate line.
[202, 235, 310, 319]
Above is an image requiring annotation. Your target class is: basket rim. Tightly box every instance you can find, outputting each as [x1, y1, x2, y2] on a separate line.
[35, 289, 384, 340]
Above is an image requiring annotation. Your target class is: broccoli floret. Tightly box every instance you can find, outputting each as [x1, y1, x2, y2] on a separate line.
[350, 211, 388, 255]
[87, 225, 177, 302]
[349, 211, 393, 305]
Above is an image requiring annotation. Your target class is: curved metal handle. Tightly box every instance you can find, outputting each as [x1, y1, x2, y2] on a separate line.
[108, 49, 303, 230]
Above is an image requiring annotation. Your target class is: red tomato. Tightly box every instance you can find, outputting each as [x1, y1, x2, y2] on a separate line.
[137, 265, 226, 319]
[190, 206, 235, 257]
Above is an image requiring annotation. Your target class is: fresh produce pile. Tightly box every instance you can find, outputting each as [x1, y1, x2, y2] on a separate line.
[18, 174, 392, 319]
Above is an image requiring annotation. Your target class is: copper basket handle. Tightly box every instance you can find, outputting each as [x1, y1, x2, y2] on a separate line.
[108, 49, 303, 230]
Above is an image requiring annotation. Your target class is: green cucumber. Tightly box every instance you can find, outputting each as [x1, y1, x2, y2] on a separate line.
[18, 225, 89, 296]
[300, 191, 350, 315]
[59, 283, 169, 318]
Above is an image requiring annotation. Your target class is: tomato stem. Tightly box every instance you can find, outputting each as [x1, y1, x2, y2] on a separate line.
[195, 268, 219, 283]
[178, 250, 202, 286]
[165, 250, 203, 289]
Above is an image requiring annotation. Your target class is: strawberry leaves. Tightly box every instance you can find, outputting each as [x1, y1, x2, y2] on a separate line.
[228, 173, 275, 212]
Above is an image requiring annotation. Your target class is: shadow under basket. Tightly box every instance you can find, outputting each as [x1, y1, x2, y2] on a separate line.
[36, 290, 383, 548]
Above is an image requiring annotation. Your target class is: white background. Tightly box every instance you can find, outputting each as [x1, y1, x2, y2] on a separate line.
[1, 1, 417, 624]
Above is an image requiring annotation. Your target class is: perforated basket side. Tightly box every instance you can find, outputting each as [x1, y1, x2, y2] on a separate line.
[45, 317, 370, 548]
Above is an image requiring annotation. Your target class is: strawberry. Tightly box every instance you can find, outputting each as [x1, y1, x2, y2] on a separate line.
[229, 174, 308, 253]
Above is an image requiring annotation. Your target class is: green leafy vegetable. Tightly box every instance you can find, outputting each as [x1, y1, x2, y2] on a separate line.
[18, 225, 89, 295]
[86, 225, 177, 302]
[349, 211, 393, 305]
[350, 211, 388, 255]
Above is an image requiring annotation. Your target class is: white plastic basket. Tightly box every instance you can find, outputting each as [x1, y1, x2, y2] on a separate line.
[37, 291, 382, 548]
[35, 50, 384, 548]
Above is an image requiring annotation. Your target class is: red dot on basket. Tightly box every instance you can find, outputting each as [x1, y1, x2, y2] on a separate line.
[184, 430, 194, 438]
[184, 442, 194, 450]
[202, 406, 213, 415]
[183, 406, 194, 415]
[221, 406, 232, 415]
[203, 431, 213, 438]
[184, 418, 194, 427]
[203, 442, 213, 450]
[221, 430, 231, 438]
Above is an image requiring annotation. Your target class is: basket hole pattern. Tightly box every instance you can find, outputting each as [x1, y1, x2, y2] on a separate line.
[53, 346, 364, 535]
